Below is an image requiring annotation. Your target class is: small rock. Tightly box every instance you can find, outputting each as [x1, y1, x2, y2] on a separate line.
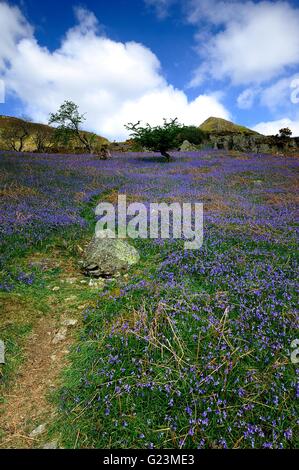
[52, 286, 60, 292]
[0, 340, 5, 364]
[62, 318, 78, 327]
[50, 354, 57, 361]
[88, 279, 105, 289]
[43, 440, 58, 449]
[52, 327, 67, 344]
[65, 295, 78, 302]
[64, 278, 78, 285]
[77, 304, 86, 310]
[29, 424, 46, 438]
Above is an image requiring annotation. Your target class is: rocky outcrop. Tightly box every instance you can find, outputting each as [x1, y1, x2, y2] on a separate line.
[198, 117, 299, 154]
[206, 133, 299, 154]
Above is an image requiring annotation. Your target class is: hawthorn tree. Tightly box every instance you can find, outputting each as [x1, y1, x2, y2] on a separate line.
[279, 127, 292, 138]
[49, 101, 97, 153]
[125, 119, 179, 161]
[125, 119, 205, 161]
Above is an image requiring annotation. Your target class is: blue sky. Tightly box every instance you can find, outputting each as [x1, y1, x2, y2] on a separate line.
[0, 0, 299, 139]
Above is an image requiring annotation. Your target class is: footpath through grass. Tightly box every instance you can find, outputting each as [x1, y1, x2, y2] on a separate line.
[0, 196, 106, 447]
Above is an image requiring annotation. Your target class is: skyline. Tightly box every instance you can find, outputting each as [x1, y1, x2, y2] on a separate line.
[0, 0, 299, 140]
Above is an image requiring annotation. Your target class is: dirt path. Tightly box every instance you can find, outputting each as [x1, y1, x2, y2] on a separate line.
[0, 251, 102, 449]
[0, 316, 72, 448]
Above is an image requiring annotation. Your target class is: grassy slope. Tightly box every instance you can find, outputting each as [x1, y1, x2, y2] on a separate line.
[200, 117, 260, 135]
[0, 151, 298, 449]
[0, 115, 109, 152]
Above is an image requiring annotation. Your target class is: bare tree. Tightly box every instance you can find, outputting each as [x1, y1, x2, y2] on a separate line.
[1, 119, 30, 152]
[32, 127, 53, 153]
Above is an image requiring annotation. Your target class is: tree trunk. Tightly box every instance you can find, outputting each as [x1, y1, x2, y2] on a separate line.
[19, 130, 29, 152]
[160, 149, 172, 161]
[18, 138, 24, 152]
[77, 130, 93, 154]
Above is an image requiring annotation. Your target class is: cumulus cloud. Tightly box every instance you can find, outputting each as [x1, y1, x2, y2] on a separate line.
[0, 3, 229, 140]
[187, 0, 299, 86]
[0, 2, 33, 71]
[253, 117, 299, 137]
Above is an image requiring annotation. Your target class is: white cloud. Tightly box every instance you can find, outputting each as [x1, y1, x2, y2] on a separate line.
[236, 74, 299, 113]
[0, 3, 229, 141]
[187, 0, 299, 86]
[253, 118, 299, 137]
[144, 0, 176, 19]
[259, 74, 299, 110]
[0, 2, 33, 71]
[237, 88, 259, 109]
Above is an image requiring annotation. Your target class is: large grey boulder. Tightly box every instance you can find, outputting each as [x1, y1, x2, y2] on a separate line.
[81, 230, 140, 278]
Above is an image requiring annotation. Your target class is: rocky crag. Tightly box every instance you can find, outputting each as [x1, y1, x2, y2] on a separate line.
[199, 117, 299, 155]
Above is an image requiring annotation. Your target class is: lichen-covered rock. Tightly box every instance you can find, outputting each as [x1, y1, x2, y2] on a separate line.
[179, 140, 199, 151]
[206, 132, 299, 154]
[81, 230, 140, 278]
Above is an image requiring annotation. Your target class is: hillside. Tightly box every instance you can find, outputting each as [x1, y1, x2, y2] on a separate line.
[0, 150, 297, 449]
[198, 116, 299, 154]
[0, 115, 109, 153]
[200, 116, 260, 135]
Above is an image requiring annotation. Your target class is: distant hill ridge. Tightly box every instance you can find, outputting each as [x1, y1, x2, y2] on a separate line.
[199, 117, 260, 135]
[0, 115, 109, 153]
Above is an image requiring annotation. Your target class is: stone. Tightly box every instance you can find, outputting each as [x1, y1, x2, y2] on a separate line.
[62, 318, 78, 327]
[179, 140, 199, 151]
[81, 230, 140, 278]
[65, 295, 78, 302]
[52, 327, 67, 344]
[88, 278, 105, 289]
[64, 278, 78, 285]
[0, 340, 5, 364]
[29, 424, 46, 438]
[52, 286, 60, 292]
[206, 131, 299, 154]
[43, 441, 58, 449]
